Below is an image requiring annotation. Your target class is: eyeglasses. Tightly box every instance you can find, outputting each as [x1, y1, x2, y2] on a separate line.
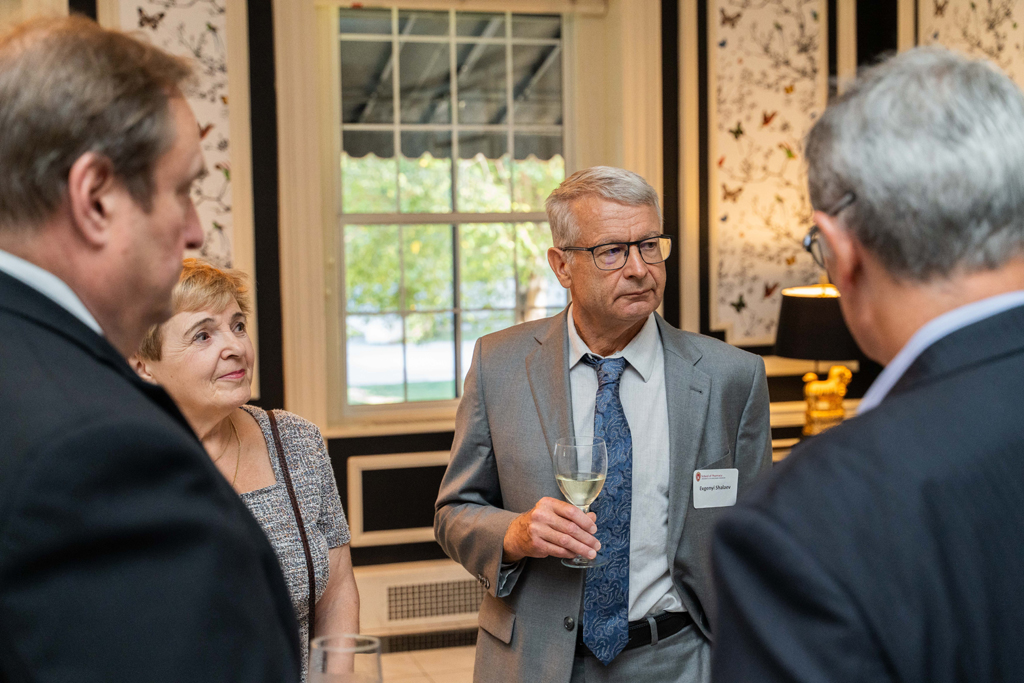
[804, 192, 856, 269]
[561, 235, 673, 271]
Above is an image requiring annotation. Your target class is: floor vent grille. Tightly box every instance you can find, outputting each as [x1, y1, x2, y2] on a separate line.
[355, 559, 480, 636]
[381, 628, 478, 654]
[387, 580, 486, 621]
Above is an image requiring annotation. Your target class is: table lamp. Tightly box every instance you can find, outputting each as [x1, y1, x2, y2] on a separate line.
[774, 284, 861, 435]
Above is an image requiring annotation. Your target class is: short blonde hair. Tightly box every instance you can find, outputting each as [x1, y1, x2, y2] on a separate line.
[137, 258, 252, 361]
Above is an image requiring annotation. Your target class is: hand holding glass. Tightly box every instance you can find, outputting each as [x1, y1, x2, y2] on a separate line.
[309, 634, 382, 683]
[552, 436, 608, 568]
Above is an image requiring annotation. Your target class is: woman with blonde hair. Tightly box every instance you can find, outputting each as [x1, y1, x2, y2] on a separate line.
[132, 259, 358, 680]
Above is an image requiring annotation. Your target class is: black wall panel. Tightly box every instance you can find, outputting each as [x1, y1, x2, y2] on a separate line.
[362, 466, 448, 532]
[69, 0, 97, 19]
[662, 0, 682, 328]
[247, 0, 286, 412]
[858, 1, 900, 66]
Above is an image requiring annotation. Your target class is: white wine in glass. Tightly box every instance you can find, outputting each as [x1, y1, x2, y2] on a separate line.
[552, 436, 608, 569]
[555, 472, 606, 508]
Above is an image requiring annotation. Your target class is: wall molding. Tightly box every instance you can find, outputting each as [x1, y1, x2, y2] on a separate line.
[273, 0, 330, 426]
[225, 0, 259, 396]
[571, 0, 663, 198]
[837, 0, 857, 91]
[679, 0, 700, 333]
[897, 0, 915, 51]
[3, 0, 68, 22]
[347, 451, 451, 547]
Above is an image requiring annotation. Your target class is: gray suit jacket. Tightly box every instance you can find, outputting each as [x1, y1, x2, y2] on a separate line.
[434, 310, 771, 682]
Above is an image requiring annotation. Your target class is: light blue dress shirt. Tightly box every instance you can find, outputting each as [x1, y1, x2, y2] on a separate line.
[566, 306, 684, 619]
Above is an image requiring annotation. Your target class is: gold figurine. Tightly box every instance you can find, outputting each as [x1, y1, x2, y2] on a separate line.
[801, 365, 853, 436]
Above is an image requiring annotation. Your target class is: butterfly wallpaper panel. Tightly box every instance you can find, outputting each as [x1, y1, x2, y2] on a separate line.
[119, 0, 235, 269]
[919, 0, 1024, 86]
[709, 0, 828, 346]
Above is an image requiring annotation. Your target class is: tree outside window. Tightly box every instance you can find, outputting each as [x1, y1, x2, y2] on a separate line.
[338, 8, 568, 406]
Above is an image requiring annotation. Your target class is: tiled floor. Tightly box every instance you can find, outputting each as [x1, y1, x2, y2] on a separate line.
[382, 645, 475, 683]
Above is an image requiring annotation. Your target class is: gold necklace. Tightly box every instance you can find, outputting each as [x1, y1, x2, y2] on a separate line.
[211, 417, 235, 463]
[227, 417, 242, 487]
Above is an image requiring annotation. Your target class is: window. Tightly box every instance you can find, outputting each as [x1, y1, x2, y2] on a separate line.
[335, 8, 569, 411]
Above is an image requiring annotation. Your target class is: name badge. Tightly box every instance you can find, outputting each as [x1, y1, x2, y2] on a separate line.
[692, 468, 739, 508]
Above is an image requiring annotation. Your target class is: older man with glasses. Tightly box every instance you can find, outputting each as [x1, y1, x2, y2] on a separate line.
[712, 47, 1024, 683]
[435, 166, 772, 683]
[804, 192, 856, 271]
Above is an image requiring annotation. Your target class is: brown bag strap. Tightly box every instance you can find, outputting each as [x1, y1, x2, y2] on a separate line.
[267, 409, 317, 644]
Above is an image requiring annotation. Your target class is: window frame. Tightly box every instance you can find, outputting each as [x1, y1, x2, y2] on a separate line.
[273, 0, 663, 436]
[323, 6, 576, 427]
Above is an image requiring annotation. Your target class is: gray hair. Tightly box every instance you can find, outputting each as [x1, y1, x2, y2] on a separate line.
[545, 166, 662, 248]
[806, 46, 1024, 281]
[0, 16, 193, 233]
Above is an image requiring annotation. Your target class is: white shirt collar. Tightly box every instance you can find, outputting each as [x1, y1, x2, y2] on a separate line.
[566, 304, 660, 382]
[858, 290, 1024, 414]
[0, 248, 103, 336]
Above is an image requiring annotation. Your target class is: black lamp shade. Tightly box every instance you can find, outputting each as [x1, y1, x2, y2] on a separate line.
[774, 285, 861, 361]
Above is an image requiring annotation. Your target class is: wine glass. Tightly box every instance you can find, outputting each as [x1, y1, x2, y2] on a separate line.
[308, 634, 382, 683]
[551, 436, 608, 569]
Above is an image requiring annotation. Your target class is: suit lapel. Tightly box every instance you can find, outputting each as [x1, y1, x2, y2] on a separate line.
[525, 310, 574, 461]
[657, 316, 711, 560]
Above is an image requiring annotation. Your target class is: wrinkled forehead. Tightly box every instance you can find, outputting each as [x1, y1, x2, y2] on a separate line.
[574, 197, 661, 242]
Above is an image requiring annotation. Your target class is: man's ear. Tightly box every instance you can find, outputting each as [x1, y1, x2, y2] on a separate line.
[814, 211, 862, 293]
[547, 247, 573, 289]
[129, 355, 159, 384]
[66, 152, 121, 248]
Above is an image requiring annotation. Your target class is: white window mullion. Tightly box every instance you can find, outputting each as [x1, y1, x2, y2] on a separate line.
[505, 11, 516, 211]
[398, 223, 409, 402]
[449, 7, 460, 213]
[392, 7, 402, 213]
[448, 8, 464, 393]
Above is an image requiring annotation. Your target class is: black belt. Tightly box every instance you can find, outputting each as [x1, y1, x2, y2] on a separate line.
[575, 611, 693, 657]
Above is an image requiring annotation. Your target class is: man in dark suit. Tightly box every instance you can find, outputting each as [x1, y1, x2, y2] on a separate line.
[711, 47, 1024, 683]
[0, 17, 300, 681]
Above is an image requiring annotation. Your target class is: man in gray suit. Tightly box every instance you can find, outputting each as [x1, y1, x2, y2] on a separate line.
[435, 167, 772, 682]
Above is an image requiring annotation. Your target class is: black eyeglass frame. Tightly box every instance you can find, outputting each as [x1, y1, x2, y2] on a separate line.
[561, 234, 674, 271]
[804, 192, 856, 269]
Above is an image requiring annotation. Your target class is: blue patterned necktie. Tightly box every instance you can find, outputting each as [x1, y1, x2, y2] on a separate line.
[580, 354, 632, 665]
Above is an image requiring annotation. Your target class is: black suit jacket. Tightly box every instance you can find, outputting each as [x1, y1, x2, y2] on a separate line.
[711, 303, 1024, 683]
[0, 272, 300, 682]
